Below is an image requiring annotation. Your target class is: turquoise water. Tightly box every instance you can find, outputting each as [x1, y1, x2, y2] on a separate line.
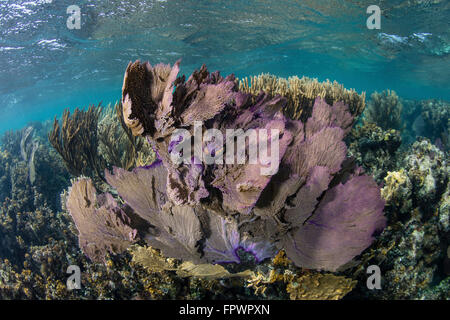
[0, 0, 449, 133]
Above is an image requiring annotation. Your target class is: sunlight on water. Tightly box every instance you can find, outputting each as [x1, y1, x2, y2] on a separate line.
[0, 0, 449, 132]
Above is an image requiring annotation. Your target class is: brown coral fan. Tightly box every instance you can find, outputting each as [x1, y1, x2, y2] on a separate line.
[365, 90, 403, 131]
[98, 103, 155, 170]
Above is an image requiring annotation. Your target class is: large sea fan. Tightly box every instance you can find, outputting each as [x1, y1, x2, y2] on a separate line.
[66, 60, 385, 271]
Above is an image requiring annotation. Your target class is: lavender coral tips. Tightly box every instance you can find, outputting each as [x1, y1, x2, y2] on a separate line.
[66, 59, 386, 272]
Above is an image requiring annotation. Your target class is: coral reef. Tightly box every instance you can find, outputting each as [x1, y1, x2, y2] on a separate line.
[365, 90, 403, 131]
[439, 182, 449, 233]
[65, 59, 385, 278]
[239, 73, 366, 120]
[419, 99, 449, 149]
[98, 103, 155, 171]
[0, 125, 71, 211]
[396, 139, 448, 217]
[1, 129, 22, 158]
[1, 126, 40, 187]
[409, 99, 449, 150]
[0, 148, 12, 202]
[32, 143, 71, 211]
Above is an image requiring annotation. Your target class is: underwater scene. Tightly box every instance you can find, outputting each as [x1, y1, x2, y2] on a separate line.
[0, 0, 449, 302]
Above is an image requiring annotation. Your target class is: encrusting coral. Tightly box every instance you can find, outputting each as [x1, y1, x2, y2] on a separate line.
[65, 59, 386, 275]
[286, 273, 356, 300]
[238, 73, 366, 121]
[244, 249, 358, 300]
[420, 99, 449, 149]
[381, 169, 412, 215]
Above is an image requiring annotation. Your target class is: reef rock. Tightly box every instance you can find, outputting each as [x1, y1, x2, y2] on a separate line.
[66, 60, 386, 272]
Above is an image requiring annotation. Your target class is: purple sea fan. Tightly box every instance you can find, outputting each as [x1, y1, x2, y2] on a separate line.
[282, 174, 386, 272]
[253, 100, 348, 218]
[203, 215, 276, 264]
[105, 162, 168, 227]
[305, 98, 354, 137]
[166, 157, 209, 206]
[66, 177, 137, 263]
